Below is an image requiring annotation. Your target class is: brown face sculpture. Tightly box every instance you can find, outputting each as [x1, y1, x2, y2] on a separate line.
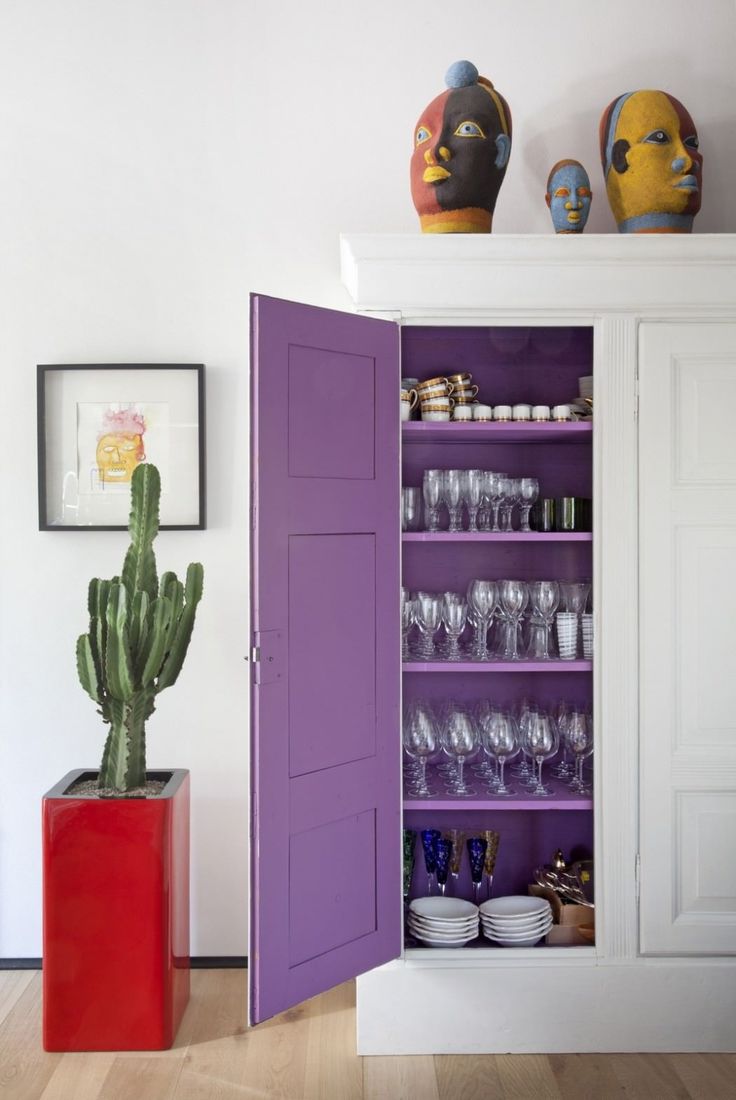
[411, 62, 512, 233]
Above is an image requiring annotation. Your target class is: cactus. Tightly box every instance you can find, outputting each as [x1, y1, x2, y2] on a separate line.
[76, 464, 204, 792]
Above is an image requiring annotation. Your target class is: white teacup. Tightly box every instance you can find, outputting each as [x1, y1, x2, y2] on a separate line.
[493, 405, 512, 421]
[422, 395, 454, 411]
[512, 403, 531, 421]
[552, 404, 572, 421]
[532, 405, 551, 421]
[422, 405, 451, 422]
[473, 404, 493, 421]
[452, 405, 473, 421]
[416, 375, 451, 402]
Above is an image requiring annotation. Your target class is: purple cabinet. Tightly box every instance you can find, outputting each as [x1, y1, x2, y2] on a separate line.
[249, 294, 401, 1023]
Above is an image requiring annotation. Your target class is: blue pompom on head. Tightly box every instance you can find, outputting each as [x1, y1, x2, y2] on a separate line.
[445, 60, 479, 89]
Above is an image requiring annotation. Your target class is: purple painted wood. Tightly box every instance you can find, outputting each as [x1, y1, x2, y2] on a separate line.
[402, 661, 592, 673]
[403, 773, 592, 811]
[402, 422, 591, 443]
[250, 294, 401, 1024]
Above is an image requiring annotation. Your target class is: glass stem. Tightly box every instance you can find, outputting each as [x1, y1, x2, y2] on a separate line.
[457, 757, 465, 791]
[418, 756, 428, 794]
[491, 501, 502, 531]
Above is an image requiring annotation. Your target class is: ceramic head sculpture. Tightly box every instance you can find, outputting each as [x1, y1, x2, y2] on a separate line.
[599, 89, 702, 233]
[410, 59, 512, 233]
[545, 160, 592, 233]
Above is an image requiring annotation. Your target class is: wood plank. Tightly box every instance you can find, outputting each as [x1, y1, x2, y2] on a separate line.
[363, 1055, 440, 1100]
[547, 1053, 626, 1098]
[303, 981, 362, 1100]
[669, 1053, 736, 1100]
[0, 970, 34, 1028]
[609, 1054, 691, 1099]
[0, 974, 62, 1100]
[434, 1054, 504, 1100]
[495, 1054, 562, 1100]
[96, 1057, 185, 1100]
[40, 1054, 115, 1100]
[171, 969, 248, 1099]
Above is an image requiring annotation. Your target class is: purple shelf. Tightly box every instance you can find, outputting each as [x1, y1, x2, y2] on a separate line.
[402, 531, 592, 543]
[403, 773, 592, 812]
[403, 661, 592, 673]
[402, 421, 592, 445]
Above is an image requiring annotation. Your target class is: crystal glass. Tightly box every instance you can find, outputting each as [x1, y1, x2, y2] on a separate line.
[482, 710, 520, 796]
[482, 829, 500, 899]
[518, 477, 540, 533]
[527, 580, 560, 660]
[402, 700, 438, 797]
[434, 837, 453, 896]
[420, 828, 441, 894]
[565, 709, 594, 794]
[466, 836, 488, 904]
[401, 486, 422, 531]
[498, 579, 529, 661]
[498, 475, 516, 532]
[422, 469, 443, 532]
[444, 829, 466, 891]
[414, 592, 442, 660]
[403, 829, 416, 904]
[401, 588, 415, 661]
[442, 469, 463, 533]
[488, 470, 507, 532]
[466, 579, 496, 661]
[522, 710, 560, 797]
[462, 469, 484, 532]
[441, 593, 467, 662]
[440, 707, 478, 797]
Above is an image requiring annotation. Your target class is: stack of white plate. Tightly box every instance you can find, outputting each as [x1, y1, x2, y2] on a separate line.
[480, 896, 553, 946]
[408, 896, 479, 947]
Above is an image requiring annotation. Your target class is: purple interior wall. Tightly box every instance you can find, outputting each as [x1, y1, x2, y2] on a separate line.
[401, 325, 594, 944]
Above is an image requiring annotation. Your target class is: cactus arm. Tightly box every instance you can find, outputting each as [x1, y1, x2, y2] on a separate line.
[121, 464, 160, 601]
[105, 584, 135, 702]
[157, 562, 203, 691]
[124, 689, 154, 790]
[76, 634, 101, 703]
[159, 571, 184, 624]
[129, 590, 149, 677]
[141, 595, 173, 686]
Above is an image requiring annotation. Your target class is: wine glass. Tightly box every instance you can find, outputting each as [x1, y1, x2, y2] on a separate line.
[522, 710, 560, 797]
[442, 469, 463, 532]
[565, 709, 594, 794]
[414, 592, 442, 661]
[498, 476, 516, 532]
[445, 829, 466, 893]
[518, 477, 539, 533]
[498, 579, 529, 661]
[488, 471, 507, 532]
[482, 710, 520, 796]
[527, 580, 560, 661]
[422, 469, 443, 532]
[440, 707, 478, 797]
[466, 836, 488, 904]
[420, 828, 441, 894]
[401, 486, 422, 531]
[402, 700, 438, 797]
[462, 469, 484, 532]
[466, 579, 496, 661]
[442, 593, 468, 662]
[401, 588, 415, 661]
[435, 837, 453, 896]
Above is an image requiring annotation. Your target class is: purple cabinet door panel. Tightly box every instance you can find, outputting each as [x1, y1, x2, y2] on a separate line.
[250, 294, 401, 1024]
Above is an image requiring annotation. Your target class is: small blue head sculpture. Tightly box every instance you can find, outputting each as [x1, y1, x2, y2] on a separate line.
[545, 159, 593, 234]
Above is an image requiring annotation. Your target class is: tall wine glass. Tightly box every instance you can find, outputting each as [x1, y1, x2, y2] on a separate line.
[522, 710, 560, 797]
[489, 471, 507, 532]
[518, 478, 539, 533]
[565, 709, 594, 794]
[414, 592, 442, 660]
[442, 469, 463, 533]
[527, 580, 560, 660]
[442, 593, 467, 662]
[401, 588, 415, 660]
[498, 579, 529, 661]
[482, 710, 520, 796]
[422, 469, 443, 532]
[466, 836, 488, 904]
[466, 580, 496, 661]
[441, 707, 478, 797]
[402, 700, 438, 797]
[462, 469, 484, 532]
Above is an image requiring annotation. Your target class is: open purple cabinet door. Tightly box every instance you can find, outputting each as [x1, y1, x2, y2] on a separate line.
[249, 294, 402, 1024]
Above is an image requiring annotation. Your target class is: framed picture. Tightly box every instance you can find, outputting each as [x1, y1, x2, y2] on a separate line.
[37, 364, 205, 530]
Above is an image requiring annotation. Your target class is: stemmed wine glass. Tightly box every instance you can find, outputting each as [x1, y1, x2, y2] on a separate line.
[441, 593, 468, 662]
[482, 710, 520, 796]
[565, 709, 594, 794]
[466, 580, 496, 661]
[440, 707, 478, 797]
[522, 710, 560, 797]
[402, 700, 438, 797]
[518, 477, 539, 533]
[420, 828, 441, 894]
[498, 579, 529, 661]
[488, 471, 507, 532]
[466, 836, 488, 904]
[434, 837, 453, 896]
[442, 469, 463, 533]
[414, 592, 442, 660]
[422, 469, 443, 532]
[401, 588, 415, 661]
[462, 469, 484, 532]
[401, 487, 422, 532]
[498, 476, 516, 532]
[527, 580, 560, 660]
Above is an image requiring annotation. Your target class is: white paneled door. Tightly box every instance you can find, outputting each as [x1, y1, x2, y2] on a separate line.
[639, 322, 736, 955]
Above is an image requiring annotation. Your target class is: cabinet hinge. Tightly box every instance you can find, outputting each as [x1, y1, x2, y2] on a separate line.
[635, 853, 641, 900]
[249, 646, 260, 662]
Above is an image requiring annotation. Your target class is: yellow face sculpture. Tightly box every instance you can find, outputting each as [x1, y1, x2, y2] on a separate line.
[95, 432, 145, 483]
[600, 89, 702, 233]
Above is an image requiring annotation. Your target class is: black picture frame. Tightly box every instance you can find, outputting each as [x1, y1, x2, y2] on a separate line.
[37, 364, 206, 530]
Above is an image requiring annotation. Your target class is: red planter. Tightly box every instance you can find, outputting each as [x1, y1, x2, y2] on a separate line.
[42, 768, 190, 1051]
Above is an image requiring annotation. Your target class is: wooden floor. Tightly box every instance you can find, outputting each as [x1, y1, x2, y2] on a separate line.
[1, 969, 735, 1099]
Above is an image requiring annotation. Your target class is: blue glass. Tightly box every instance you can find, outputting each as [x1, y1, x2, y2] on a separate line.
[403, 829, 416, 903]
[466, 836, 488, 903]
[434, 837, 453, 896]
[420, 828, 441, 893]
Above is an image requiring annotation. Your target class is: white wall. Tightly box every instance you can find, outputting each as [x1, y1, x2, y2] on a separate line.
[1, 0, 735, 958]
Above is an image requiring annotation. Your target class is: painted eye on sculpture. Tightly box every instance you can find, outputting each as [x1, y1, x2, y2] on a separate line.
[684, 134, 699, 150]
[643, 129, 670, 144]
[578, 187, 592, 198]
[415, 126, 431, 146]
[453, 120, 485, 138]
[553, 187, 570, 198]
